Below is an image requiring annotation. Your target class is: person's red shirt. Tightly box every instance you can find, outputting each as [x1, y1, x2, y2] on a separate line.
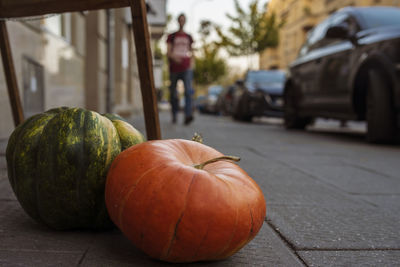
[167, 31, 193, 73]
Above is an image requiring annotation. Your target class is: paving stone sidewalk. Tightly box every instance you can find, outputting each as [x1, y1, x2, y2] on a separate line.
[1, 111, 399, 266]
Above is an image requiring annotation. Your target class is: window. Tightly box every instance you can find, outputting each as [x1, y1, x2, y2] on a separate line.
[208, 86, 223, 96]
[246, 71, 285, 84]
[329, 12, 359, 36]
[62, 13, 72, 42]
[122, 37, 129, 69]
[43, 14, 72, 42]
[43, 15, 62, 36]
[297, 18, 330, 57]
[22, 57, 45, 118]
[358, 7, 400, 29]
[307, 18, 331, 49]
[302, 12, 361, 52]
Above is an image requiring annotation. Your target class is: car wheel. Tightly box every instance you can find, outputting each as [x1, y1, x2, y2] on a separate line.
[233, 94, 252, 122]
[366, 68, 396, 143]
[284, 84, 311, 129]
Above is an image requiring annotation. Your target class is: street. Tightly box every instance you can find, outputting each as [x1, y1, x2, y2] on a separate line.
[1, 111, 400, 266]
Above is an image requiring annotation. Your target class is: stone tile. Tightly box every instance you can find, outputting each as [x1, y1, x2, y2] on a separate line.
[0, 156, 6, 170]
[270, 141, 400, 186]
[356, 195, 400, 211]
[0, 201, 94, 252]
[296, 164, 400, 195]
[299, 250, 400, 267]
[219, 148, 364, 209]
[240, 122, 400, 184]
[268, 205, 400, 250]
[200, 224, 304, 267]
[343, 157, 400, 183]
[0, 170, 15, 201]
[0, 250, 82, 267]
[80, 230, 162, 267]
[81, 223, 303, 267]
[238, 144, 400, 196]
[0, 139, 7, 156]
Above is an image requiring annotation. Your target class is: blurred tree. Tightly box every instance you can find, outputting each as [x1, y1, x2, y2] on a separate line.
[215, 0, 283, 58]
[194, 20, 227, 86]
[194, 45, 227, 85]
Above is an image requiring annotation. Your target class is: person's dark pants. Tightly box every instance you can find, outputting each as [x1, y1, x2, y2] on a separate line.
[169, 69, 194, 121]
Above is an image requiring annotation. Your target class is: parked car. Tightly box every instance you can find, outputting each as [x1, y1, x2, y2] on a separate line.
[232, 70, 286, 121]
[199, 85, 224, 114]
[284, 6, 400, 143]
[216, 84, 236, 115]
[195, 95, 207, 113]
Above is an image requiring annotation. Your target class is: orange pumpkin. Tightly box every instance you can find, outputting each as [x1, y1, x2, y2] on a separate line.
[105, 139, 266, 263]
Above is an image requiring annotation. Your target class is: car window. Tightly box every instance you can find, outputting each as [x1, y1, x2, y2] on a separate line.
[307, 18, 331, 49]
[208, 86, 223, 95]
[296, 11, 361, 58]
[306, 12, 361, 51]
[329, 12, 359, 36]
[330, 13, 350, 25]
[297, 17, 330, 57]
[246, 71, 285, 84]
[358, 7, 400, 29]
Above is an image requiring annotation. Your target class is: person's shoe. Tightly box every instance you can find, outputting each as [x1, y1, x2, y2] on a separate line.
[184, 116, 194, 125]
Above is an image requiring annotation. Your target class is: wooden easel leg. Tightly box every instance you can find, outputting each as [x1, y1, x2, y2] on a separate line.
[129, 0, 161, 140]
[0, 21, 24, 127]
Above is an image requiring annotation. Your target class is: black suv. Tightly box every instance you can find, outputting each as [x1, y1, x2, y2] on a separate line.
[284, 6, 400, 143]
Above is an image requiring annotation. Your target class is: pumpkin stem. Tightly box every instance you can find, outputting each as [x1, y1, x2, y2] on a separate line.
[191, 132, 203, 144]
[193, 156, 240, 170]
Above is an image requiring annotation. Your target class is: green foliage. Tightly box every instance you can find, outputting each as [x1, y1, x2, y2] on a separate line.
[154, 41, 163, 60]
[194, 20, 227, 86]
[194, 44, 227, 85]
[215, 0, 284, 57]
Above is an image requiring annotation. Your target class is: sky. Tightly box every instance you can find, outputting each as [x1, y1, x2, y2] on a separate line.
[165, 0, 270, 71]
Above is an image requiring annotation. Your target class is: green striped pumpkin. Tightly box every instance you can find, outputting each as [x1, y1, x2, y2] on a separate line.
[6, 107, 145, 230]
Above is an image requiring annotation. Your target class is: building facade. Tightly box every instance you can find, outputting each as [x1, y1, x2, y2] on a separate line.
[0, 1, 166, 139]
[260, 0, 400, 70]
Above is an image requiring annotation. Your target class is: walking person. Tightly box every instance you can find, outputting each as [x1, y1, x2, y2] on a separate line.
[167, 13, 195, 125]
